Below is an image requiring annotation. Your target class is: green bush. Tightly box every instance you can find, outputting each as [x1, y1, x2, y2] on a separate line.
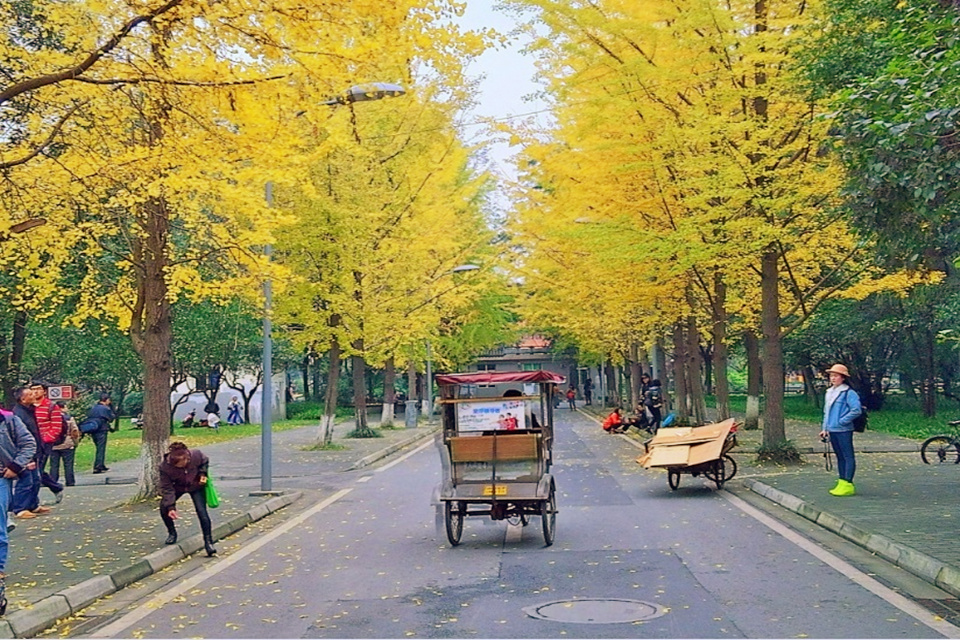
[121, 391, 144, 416]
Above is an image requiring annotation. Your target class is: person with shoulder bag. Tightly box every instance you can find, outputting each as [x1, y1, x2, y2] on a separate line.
[49, 402, 80, 487]
[819, 364, 863, 497]
[158, 442, 218, 557]
[0, 408, 36, 615]
[84, 393, 115, 474]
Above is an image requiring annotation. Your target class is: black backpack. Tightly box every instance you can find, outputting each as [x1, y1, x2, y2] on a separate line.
[842, 389, 868, 432]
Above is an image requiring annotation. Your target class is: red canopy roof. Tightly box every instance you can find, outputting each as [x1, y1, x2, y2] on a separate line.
[435, 370, 566, 386]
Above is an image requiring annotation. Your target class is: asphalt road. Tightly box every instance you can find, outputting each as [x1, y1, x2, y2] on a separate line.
[67, 411, 954, 639]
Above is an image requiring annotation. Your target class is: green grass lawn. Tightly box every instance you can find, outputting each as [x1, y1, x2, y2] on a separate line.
[69, 418, 317, 472]
[713, 393, 960, 441]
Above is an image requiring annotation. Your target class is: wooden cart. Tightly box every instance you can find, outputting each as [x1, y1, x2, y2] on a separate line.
[434, 370, 564, 547]
[636, 419, 739, 490]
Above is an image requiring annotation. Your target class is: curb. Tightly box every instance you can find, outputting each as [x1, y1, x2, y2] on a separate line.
[742, 478, 960, 598]
[0, 492, 302, 638]
[347, 425, 441, 471]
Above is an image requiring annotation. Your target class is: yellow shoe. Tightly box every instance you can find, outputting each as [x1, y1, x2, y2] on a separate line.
[829, 480, 855, 496]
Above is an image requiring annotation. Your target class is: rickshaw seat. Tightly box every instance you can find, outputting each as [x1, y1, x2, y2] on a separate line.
[449, 433, 540, 463]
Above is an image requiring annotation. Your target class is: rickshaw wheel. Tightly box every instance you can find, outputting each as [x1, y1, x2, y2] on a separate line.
[445, 501, 464, 546]
[668, 470, 681, 490]
[542, 481, 556, 547]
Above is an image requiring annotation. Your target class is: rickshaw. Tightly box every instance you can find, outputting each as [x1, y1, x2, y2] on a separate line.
[434, 370, 564, 547]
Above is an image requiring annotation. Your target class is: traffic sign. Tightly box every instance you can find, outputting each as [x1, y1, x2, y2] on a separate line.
[47, 386, 73, 400]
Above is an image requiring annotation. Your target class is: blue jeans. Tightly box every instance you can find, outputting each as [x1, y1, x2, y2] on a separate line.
[829, 431, 856, 482]
[10, 468, 39, 514]
[0, 477, 12, 572]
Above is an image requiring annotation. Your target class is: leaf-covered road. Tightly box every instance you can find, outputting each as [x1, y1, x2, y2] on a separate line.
[81, 410, 946, 638]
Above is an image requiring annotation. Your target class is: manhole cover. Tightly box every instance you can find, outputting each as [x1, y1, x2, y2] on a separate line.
[523, 598, 666, 624]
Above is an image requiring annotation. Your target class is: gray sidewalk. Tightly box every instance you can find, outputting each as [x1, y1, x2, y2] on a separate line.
[0, 419, 438, 638]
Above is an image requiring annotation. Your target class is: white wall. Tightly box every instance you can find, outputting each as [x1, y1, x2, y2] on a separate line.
[170, 371, 286, 423]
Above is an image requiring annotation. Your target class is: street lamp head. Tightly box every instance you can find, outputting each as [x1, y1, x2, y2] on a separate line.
[323, 82, 407, 106]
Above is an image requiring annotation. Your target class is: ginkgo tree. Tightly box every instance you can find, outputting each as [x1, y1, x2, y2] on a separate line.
[1, 0, 494, 497]
[505, 0, 932, 454]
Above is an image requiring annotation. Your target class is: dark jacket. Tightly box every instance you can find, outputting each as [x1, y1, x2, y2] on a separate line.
[14, 402, 40, 461]
[87, 403, 115, 432]
[0, 411, 36, 475]
[158, 449, 210, 511]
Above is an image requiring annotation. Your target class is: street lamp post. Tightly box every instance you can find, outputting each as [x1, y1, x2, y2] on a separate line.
[253, 82, 407, 495]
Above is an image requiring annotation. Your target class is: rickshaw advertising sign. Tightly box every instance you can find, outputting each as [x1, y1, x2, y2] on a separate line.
[457, 400, 527, 432]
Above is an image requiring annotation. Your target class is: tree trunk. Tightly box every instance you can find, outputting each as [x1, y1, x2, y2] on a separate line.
[381, 357, 396, 426]
[629, 342, 642, 411]
[686, 315, 708, 424]
[744, 330, 761, 430]
[301, 349, 310, 402]
[131, 198, 173, 501]
[320, 337, 340, 446]
[761, 248, 786, 448]
[672, 322, 689, 422]
[802, 364, 820, 409]
[2, 310, 28, 407]
[311, 348, 322, 401]
[702, 342, 714, 397]
[604, 361, 617, 406]
[712, 273, 731, 421]
[921, 327, 937, 417]
[351, 347, 371, 435]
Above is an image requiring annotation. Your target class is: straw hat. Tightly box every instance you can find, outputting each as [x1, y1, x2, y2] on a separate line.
[825, 364, 850, 378]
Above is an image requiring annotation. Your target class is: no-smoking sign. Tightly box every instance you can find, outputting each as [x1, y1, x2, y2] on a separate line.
[47, 386, 73, 400]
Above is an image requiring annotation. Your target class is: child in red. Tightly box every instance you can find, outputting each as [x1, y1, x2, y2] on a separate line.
[565, 388, 577, 410]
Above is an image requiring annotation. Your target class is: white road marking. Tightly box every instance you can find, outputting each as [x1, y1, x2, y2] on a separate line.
[374, 437, 434, 473]
[357, 476, 372, 483]
[90, 488, 354, 639]
[722, 490, 960, 639]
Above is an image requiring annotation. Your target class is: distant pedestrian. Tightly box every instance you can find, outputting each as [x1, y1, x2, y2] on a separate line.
[10, 387, 49, 519]
[203, 397, 220, 430]
[31, 383, 65, 502]
[0, 407, 37, 615]
[226, 397, 242, 425]
[159, 442, 217, 557]
[583, 378, 593, 406]
[85, 393, 115, 474]
[644, 379, 665, 433]
[820, 364, 862, 497]
[565, 387, 576, 411]
[48, 401, 80, 487]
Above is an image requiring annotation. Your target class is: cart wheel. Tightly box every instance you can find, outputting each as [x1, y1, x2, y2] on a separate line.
[445, 501, 464, 547]
[668, 470, 681, 490]
[704, 455, 738, 489]
[542, 480, 556, 547]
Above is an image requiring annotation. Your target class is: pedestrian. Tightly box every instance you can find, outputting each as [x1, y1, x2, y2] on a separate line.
[31, 383, 65, 502]
[203, 397, 220, 429]
[226, 397, 242, 425]
[0, 406, 37, 614]
[48, 401, 80, 487]
[565, 387, 576, 411]
[10, 387, 50, 519]
[85, 393, 115, 474]
[181, 409, 196, 429]
[602, 407, 623, 433]
[644, 379, 665, 433]
[158, 442, 217, 557]
[583, 377, 593, 406]
[820, 363, 863, 497]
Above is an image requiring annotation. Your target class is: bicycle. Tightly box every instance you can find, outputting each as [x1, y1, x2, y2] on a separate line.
[920, 420, 960, 465]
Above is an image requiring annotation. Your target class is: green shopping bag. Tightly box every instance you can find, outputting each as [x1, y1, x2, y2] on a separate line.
[204, 474, 220, 508]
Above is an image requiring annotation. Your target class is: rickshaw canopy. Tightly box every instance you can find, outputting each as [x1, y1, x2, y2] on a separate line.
[435, 371, 566, 386]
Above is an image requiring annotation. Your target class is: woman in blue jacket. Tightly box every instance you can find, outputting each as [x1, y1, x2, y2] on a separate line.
[819, 364, 863, 496]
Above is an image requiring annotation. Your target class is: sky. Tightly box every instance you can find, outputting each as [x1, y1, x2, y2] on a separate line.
[454, 2, 548, 199]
